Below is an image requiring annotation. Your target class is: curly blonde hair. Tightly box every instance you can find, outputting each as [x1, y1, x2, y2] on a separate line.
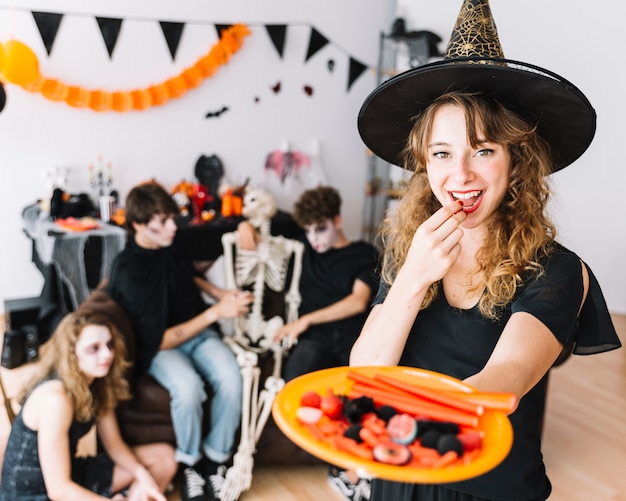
[380, 91, 556, 319]
[18, 310, 131, 422]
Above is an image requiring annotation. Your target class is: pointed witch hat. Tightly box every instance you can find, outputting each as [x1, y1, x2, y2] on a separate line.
[358, 0, 596, 172]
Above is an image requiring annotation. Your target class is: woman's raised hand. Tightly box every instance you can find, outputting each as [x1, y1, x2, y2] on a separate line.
[403, 201, 466, 287]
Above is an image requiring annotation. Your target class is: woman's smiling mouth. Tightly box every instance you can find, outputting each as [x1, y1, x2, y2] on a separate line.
[450, 190, 483, 213]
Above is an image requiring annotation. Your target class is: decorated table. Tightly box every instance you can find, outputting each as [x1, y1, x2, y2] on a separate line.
[21, 204, 302, 337]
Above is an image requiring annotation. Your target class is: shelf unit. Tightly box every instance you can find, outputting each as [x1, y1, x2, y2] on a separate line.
[361, 30, 441, 244]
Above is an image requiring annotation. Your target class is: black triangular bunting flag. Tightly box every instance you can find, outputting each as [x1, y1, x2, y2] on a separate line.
[160, 21, 185, 60]
[305, 27, 329, 63]
[32, 11, 64, 56]
[96, 17, 123, 59]
[265, 25, 287, 58]
[215, 24, 232, 38]
[347, 57, 367, 92]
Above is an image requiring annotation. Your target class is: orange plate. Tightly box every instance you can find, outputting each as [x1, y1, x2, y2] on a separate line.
[272, 366, 513, 483]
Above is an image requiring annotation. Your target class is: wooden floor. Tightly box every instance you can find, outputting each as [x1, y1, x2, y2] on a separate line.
[1, 315, 624, 500]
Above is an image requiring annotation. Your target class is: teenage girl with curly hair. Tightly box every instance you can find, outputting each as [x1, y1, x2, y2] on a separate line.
[0, 310, 177, 501]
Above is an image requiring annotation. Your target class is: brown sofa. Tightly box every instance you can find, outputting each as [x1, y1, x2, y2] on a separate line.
[78, 286, 320, 465]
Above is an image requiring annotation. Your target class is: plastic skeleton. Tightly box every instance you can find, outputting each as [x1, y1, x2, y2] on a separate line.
[219, 189, 304, 501]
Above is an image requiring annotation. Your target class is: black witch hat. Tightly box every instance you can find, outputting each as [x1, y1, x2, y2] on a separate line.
[358, 0, 596, 172]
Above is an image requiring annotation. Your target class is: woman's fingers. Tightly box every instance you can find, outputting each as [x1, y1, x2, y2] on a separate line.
[405, 201, 466, 283]
[421, 201, 465, 232]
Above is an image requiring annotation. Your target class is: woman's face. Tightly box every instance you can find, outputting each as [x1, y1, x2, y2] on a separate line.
[426, 104, 511, 229]
[304, 218, 339, 253]
[75, 325, 115, 383]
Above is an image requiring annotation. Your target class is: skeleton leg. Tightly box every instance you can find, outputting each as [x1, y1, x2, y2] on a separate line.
[254, 344, 285, 444]
[220, 338, 259, 501]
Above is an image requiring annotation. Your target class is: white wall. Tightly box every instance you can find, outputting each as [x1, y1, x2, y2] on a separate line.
[396, 0, 626, 315]
[0, 0, 395, 311]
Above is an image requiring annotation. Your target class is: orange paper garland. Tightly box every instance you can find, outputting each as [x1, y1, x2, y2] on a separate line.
[0, 24, 250, 112]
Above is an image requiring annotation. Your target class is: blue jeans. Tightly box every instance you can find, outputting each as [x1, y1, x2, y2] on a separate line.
[147, 328, 242, 465]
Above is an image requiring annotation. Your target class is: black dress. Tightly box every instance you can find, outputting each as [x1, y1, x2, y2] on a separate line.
[0, 379, 114, 501]
[370, 244, 620, 501]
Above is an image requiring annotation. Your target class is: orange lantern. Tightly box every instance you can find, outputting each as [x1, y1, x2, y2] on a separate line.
[1, 40, 40, 86]
[21, 74, 44, 92]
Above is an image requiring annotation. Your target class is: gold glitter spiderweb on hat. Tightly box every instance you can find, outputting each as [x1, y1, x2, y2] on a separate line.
[445, 0, 505, 59]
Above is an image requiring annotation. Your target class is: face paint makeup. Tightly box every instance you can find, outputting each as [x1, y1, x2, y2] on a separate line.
[304, 218, 339, 253]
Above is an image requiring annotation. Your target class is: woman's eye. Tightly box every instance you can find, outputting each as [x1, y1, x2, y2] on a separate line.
[433, 151, 449, 159]
[476, 148, 494, 157]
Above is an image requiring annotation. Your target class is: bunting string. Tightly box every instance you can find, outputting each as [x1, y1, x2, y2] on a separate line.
[1, 7, 442, 118]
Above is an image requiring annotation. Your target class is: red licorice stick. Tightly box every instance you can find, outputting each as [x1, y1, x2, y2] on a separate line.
[349, 383, 479, 428]
[348, 370, 516, 414]
[443, 391, 517, 413]
[432, 450, 459, 468]
[304, 422, 326, 441]
[372, 373, 484, 415]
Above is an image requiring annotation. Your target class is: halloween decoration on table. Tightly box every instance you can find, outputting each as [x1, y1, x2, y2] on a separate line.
[219, 188, 304, 501]
[0, 24, 250, 111]
[171, 179, 194, 217]
[194, 153, 224, 215]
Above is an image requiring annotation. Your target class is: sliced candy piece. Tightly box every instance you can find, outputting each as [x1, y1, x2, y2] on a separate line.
[296, 406, 323, 424]
[372, 441, 412, 466]
[387, 413, 418, 445]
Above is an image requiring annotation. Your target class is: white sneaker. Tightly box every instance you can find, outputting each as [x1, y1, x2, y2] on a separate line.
[328, 466, 356, 500]
[181, 467, 207, 501]
[205, 466, 226, 501]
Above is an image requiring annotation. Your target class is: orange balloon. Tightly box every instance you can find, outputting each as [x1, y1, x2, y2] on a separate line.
[0, 44, 5, 72]
[41, 79, 68, 101]
[131, 88, 152, 110]
[21, 74, 44, 92]
[89, 89, 112, 112]
[66, 86, 90, 108]
[1, 40, 40, 86]
[111, 91, 133, 112]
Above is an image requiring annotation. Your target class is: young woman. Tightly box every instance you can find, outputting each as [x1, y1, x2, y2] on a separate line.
[350, 1, 621, 500]
[0, 310, 177, 501]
